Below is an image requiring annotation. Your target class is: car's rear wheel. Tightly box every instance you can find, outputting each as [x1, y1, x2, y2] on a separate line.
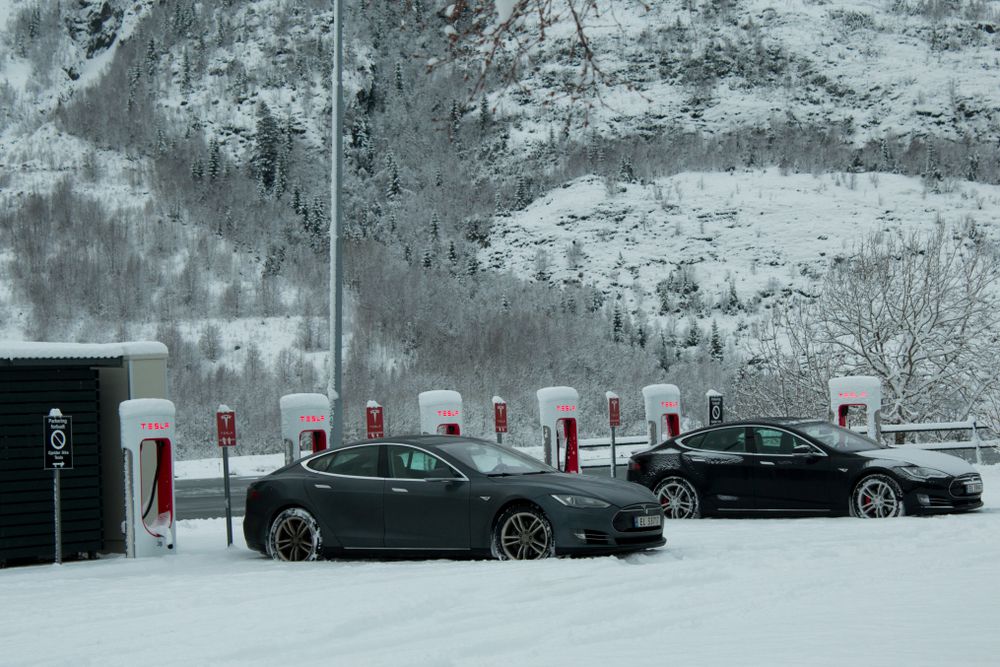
[851, 474, 904, 518]
[266, 507, 322, 561]
[492, 505, 554, 560]
[654, 476, 701, 519]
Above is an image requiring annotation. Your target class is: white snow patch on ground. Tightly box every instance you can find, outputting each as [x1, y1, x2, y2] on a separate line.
[3, 466, 1000, 665]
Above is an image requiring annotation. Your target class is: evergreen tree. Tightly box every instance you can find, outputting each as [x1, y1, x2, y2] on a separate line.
[514, 175, 529, 209]
[421, 248, 433, 269]
[145, 38, 158, 77]
[449, 99, 462, 145]
[394, 61, 404, 92]
[478, 96, 492, 133]
[430, 213, 440, 241]
[447, 240, 458, 265]
[252, 102, 280, 192]
[618, 154, 636, 183]
[207, 139, 221, 182]
[684, 318, 701, 348]
[709, 320, 724, 361]
[612, 307, 624, 343]
[385, 152, 401, 198]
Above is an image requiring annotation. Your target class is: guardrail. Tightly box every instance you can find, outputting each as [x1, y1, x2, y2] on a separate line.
[851, 420, 997, 464]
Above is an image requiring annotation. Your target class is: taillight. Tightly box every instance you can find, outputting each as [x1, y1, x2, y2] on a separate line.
[247, 486, 261, 502]
[628, 459, 642, 472]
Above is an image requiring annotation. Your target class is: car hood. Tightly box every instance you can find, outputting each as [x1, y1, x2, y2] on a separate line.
[856, 448, 975, 476]
[493, 472, 657, 506]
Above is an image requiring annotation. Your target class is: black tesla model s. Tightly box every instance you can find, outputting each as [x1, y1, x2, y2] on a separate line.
[244, 435, 665, 561]
[627, 419, 984, 519]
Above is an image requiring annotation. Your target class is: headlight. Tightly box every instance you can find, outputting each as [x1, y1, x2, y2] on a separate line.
[897, 466, 948, 481]
[551, 494, 610, 509]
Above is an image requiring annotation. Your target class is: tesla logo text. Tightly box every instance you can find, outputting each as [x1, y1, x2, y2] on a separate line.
[660, 401, 679, 408]
[299, 415, 326, 423]
[436, 410, 460, 417]
[555, 405, 576, 412]
[140, 422, 170, 430]
[838, 392, 868, 399]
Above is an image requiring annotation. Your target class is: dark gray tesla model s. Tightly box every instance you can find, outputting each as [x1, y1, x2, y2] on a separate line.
[244, 435, 665, 561]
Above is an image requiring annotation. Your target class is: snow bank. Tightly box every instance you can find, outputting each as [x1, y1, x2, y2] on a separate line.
[3, 467, 1000, 665]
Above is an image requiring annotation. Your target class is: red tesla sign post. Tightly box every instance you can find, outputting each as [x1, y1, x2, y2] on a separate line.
[493, 397, 508, 444]
[366, 401, 385, 439]
[216, 406, 237, 546]
[606, 392, 620, 478]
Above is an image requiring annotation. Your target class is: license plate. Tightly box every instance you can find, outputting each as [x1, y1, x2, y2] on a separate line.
[966, 482, 983, 494]
[634, 514, 662, 528]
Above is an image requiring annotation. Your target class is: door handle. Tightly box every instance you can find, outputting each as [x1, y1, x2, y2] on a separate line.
[391, 487, 408, 493]
[314, 484, 332, 489]
[759, 461, 775, 466]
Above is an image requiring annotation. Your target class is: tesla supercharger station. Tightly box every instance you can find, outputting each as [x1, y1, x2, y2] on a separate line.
[418, 390, 464, 435]
[829, 376, 882, 440]
[120, 399, 176, 558]
[280, 393, 330, 463]
[642, 384, 682, 445]
[537, 386, 581, 474]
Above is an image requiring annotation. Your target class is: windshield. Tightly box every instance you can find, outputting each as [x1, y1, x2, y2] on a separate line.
[796, 422, 883, 452]
[437, 440, 553, 475]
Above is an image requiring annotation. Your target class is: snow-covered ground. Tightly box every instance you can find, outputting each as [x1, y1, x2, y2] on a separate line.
[4, 466, 999, 665]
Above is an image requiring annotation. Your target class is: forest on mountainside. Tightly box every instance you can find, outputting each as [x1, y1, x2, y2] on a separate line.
[2, 0, 1000, 453]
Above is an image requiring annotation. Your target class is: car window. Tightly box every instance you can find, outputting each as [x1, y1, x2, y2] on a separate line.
[305, 452, 335, 472]
[436, 439, 552, 475]
[796, 421, 882, 452]
[680, 433, 705, 449]
[689, 427, 746, 453]
[752, 428, 817, 455]
[323, 446, 379, 477]
[387, 445, 460, 479]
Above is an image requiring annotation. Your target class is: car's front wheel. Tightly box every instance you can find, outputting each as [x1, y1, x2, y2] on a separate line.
[851, 474, 905, 518]
[492, 505, 554, 560]
[266, 507, 322, 561]
[654, 476, 701, 519]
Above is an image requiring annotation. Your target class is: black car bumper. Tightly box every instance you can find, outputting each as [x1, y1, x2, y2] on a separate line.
[549, 501, 666, 555]
[902, 472, 983, 515]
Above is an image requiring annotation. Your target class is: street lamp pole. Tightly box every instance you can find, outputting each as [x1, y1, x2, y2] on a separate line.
[329, 0, 344, 448]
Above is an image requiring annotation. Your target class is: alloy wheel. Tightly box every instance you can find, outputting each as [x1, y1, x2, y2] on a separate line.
[268, 509, 320, 561]
[655, 477, 700, 519]
[853, 476, 903, 519]
[499, 511, 551, 560]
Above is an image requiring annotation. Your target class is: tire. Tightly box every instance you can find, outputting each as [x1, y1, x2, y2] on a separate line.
[491, 505, 555, 560]
[851, 474, 905, 519]
[654, 476, 701, 519]
[266, 507, 323, 561]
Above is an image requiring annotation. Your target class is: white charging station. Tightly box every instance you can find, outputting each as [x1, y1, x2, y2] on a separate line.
[418, 390, 464, 435]
[829, 376, 882, 440]
[280, 393, 330, 463]
[537, 386, 580, 473]
[120, 399, 176, 558]
[642, 384, 682, 445]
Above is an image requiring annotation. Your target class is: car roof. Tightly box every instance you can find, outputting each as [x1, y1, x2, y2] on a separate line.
[671, 418, 828, 439]
[339, 434, 493, 448]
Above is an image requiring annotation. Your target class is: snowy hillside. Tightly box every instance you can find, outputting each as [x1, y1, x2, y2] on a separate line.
[484, 168, 1000, 329]
[3, 0, 1000, 451]
[495, 0, 1000, 144]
